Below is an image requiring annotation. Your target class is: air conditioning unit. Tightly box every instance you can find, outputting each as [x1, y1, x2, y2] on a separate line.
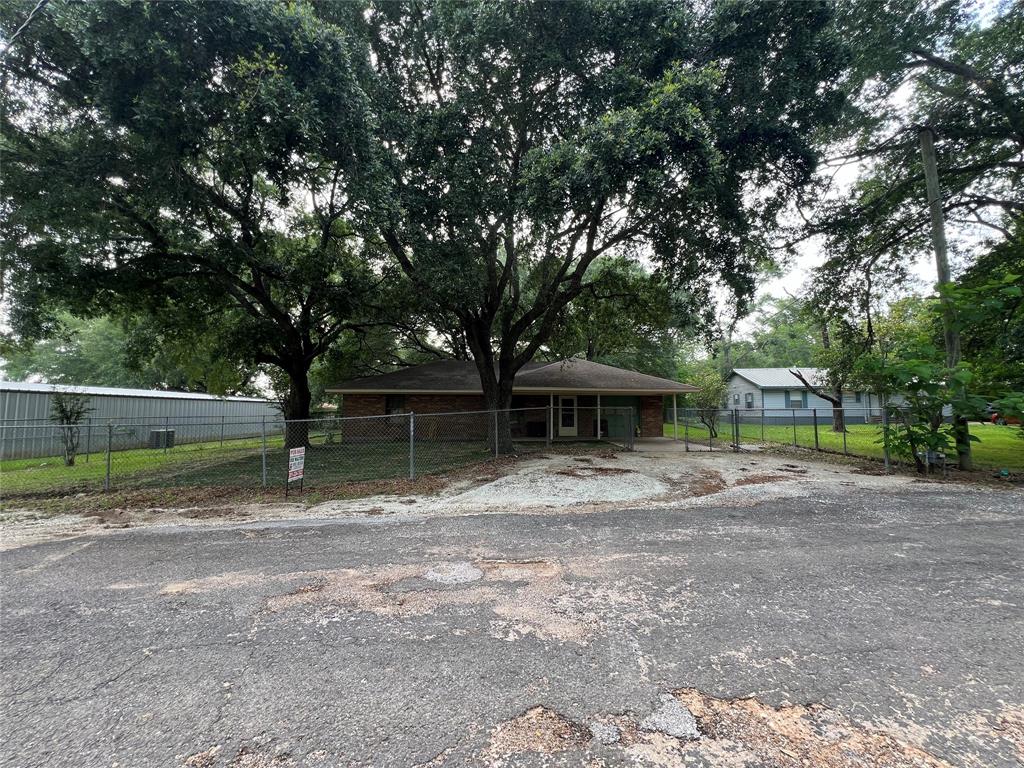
[148, 429, 175, 449]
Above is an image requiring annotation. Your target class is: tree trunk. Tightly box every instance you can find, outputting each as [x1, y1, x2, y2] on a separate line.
[832, 404, 846, 433]
[482, 375, 516, 455]
[919, 127, 972, 471]
[283, 367, 313, 450]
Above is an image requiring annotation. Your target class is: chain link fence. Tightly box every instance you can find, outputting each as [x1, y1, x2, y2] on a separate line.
[662, 405, 1020, 474]
[1, 406, 635, 499]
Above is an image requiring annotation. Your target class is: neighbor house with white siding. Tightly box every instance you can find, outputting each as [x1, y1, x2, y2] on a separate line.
[725, 368, 881, 423]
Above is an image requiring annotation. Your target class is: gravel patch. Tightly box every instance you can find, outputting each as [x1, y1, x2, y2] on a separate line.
[589, 721, 621, 744]
[640, 695, 701, 740]
[423, 561, 483, 584]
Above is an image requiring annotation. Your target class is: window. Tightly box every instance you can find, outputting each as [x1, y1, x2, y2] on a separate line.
[855, 392, 862, 404]
[733, 393, 740, 404]
[385, 395, 407, 414]
[745, 392, 754, 409]
[785, 391, 808, 408]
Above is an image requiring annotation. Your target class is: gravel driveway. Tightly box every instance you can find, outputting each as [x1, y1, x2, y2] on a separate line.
[2, 470, 1022, 767]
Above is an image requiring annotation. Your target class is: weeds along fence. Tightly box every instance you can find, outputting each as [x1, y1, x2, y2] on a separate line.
[0, 406, 634, 498]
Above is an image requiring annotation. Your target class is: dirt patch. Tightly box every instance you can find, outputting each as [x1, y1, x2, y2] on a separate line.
[227, 746, 296, 767]
[554, 466, 635, 479]
[776, 464, 809, 475]
[675, 688, 952, 767]
[487, 706, 589, 756]
[255, 557, 603, 643]
[182, 746, 221, 767]
[687, 469, 728, 497]
[733, 474, 792, 487]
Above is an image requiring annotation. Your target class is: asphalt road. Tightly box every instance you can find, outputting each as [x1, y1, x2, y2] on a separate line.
[2, 483, 1022, 767]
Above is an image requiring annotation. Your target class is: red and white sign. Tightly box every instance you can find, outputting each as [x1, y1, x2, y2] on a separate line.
[287, 447, 305, 482]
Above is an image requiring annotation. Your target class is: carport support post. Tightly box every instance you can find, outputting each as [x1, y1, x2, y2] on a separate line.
[546, 402, 552, 447]
[260, 417, 267, 488]
[672, 395, 678, 441]
[409, 412, 416, 480]
[813, 408, 819, 451]
[104, 423, 112, 491]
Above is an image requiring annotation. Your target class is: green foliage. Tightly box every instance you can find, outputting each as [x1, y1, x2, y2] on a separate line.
[542, 258, 689, 378]
[808, 1, 1023, 323]
[358, 0, 850, 407]
[49, 389, 92, 467]
[719, 297, 822, 373]
[858, 355, 987, 472]
[1, 0, 389, 422]
[681, 365, 728, 438]
[1, 314, 259, 393]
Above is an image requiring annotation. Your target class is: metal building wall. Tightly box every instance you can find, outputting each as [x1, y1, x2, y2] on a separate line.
[0, 384, 282, 460]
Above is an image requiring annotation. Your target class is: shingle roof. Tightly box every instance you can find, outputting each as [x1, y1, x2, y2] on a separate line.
[729, 368, 823, 389]
[329, 358, 697, 394]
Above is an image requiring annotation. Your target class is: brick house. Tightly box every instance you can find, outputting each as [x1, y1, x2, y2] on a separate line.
[328, 358, 697, 441]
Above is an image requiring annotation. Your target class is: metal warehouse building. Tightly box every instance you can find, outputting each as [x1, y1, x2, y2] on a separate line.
[0, 381, 281, 460]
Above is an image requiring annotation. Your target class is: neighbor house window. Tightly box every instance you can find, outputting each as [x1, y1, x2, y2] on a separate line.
[855, 392, 862, 404]
[385, 395, 407, 414]
[733, 393, 740, 404]
[785, 391, 808, 408]
[745, 392, 754, 409]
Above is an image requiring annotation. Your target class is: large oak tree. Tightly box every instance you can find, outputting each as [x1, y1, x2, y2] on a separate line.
[1, 0, 389, 443]
[351, 0, 849, 449]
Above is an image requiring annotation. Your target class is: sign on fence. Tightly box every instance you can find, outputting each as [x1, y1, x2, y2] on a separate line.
[288, 447, 305, 483]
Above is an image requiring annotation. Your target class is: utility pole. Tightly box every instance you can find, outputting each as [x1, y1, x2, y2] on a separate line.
[919, 126, 971, 470]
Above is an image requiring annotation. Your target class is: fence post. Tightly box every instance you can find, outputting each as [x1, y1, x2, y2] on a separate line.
[85, 417, 92, 463]
[882, 407, 891, 474]
[493, 409, 499, 457]
[732, 409, 739, 452]
[684, 411, 689, 452]
[842, 410, 848, 455]
[546, 404, 552, 447]
[409, 411, 416, 480]
[812, 408, 819, 451]
[673, 395, 678, 441]
[709, 413, 713, 451]
[260, 416, 267, 489]
[104, 423, 113, 492]
[220, 415, 225, 447]
[760, 409, 765, 442]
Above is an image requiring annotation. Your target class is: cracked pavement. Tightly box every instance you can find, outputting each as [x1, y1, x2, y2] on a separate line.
[2, 477, 1023, 766]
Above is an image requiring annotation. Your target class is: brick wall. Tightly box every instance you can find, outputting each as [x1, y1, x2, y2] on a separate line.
[640, 395, 664, 438]
[407, 394, 485, 414]
[341, 394, 386, 418]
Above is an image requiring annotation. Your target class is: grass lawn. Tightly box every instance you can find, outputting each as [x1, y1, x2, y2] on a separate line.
[0, 427, 545, 499]
[663, 419, 1024, 471]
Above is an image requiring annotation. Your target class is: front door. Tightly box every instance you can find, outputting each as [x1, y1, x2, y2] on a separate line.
[559, 395, 577, 437]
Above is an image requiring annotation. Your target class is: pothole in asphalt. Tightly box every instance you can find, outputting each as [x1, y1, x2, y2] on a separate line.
[483, 689, 953, 767]
[487, 706, 589, 756]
